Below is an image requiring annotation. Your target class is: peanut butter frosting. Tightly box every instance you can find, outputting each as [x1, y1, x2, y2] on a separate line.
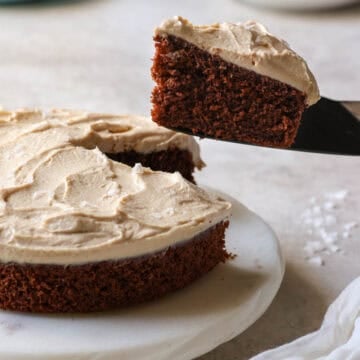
[155, 17, 320, 106]
[0, 109, 230, 265]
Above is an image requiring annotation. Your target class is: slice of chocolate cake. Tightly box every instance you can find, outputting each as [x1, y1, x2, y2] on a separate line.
[0, 109, 231, 313]
[151, 17, 320, 148]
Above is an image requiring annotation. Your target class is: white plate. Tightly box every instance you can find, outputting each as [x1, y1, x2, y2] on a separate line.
[0, 191, 284, 360]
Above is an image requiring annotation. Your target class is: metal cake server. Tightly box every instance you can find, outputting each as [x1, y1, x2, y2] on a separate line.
[175, 97, 360, 156]
[292, 98, 360, 156]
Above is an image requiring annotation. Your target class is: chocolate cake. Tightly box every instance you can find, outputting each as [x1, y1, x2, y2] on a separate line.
[0, 109, 232, 313]
[151, 17, 320, 148]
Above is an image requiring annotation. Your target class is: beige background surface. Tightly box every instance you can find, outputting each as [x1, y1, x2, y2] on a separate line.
[0, 0, 359, 358]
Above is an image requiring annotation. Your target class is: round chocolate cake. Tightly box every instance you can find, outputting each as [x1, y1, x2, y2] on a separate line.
[0, 109, 231, 313]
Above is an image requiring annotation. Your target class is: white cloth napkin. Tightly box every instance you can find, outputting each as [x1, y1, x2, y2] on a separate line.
[251, 276, 360, 360]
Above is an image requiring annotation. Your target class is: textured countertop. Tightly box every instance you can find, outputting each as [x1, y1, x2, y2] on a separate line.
[0, 0, 359, 358]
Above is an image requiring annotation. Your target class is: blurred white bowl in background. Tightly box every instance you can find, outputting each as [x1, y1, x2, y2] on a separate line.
[241, 0, 359, 10]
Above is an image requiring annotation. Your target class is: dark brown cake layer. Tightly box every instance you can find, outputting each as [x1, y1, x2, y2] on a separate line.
[0, 221, 229, 313]
[106, 148, 195, 183]
[151, 35, 307, 148]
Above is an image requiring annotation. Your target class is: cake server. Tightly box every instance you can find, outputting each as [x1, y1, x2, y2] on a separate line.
[292, 97, 360, 156]
[176, 97, 360, 156]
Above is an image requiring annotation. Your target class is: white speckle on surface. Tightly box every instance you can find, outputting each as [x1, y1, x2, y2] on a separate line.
[92, 147, 109, 166]
[106, 190, 116, 197]
[133, 163, 144, 174]
[319, 229, 338, 245]
[344, 222, 358, 231]
[151, 207, 175, 219]
[324, 214, 336, 226]
[32, 190, 51, 200]
[79, 201, 95, 208]
[106, 186, 118, 197]
[304, 241, 325, 256]
[325, 189, 348, 201]
[329, 244, 340, 253]
[164, 207, 175, 216]
[323, 201, 336, 211]
[307, 256, 324, 267]
[300, 189, 356, 265]
[0, 321, 22, 336]
[312, 217, 324, 228]
[1, 227, 15, 242]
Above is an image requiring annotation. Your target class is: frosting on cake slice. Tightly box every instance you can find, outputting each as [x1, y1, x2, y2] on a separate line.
[155, 16, 319, 105]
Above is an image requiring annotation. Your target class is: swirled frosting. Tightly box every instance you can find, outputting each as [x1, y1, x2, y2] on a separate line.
[155, 17, 320, 106]
[0, 109, 230, 265]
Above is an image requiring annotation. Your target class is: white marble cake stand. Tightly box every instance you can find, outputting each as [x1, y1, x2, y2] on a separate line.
[0, 190, 284, 360]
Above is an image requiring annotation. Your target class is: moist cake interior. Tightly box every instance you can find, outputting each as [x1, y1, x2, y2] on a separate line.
[107, 148, 196, 183]
[151, 34, 307, 148]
